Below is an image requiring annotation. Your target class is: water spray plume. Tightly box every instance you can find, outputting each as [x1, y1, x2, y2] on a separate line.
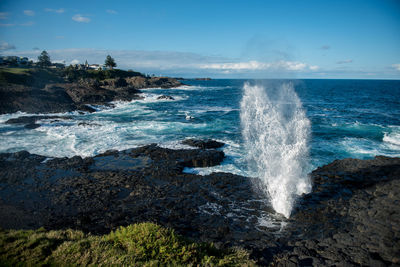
[240, 82, 311, 218]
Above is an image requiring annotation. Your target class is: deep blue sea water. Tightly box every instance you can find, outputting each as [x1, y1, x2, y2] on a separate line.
[1, 79, 400, 177]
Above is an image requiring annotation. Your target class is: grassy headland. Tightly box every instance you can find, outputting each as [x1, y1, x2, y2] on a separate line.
[0, 67, 143, 87]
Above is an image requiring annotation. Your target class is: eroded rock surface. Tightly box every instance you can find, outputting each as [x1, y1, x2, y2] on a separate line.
[0, 146, 399, 266]
[0, 76, 183, 114]
[272, 156, 400, 266]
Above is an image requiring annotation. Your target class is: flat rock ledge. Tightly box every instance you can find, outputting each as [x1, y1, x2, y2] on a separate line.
[0, 146, 399, 266]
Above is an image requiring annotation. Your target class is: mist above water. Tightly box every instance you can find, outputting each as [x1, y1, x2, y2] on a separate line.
[240, 82, 311, 218]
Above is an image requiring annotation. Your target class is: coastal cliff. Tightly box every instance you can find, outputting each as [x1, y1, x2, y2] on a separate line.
[0, 67, 183, 114]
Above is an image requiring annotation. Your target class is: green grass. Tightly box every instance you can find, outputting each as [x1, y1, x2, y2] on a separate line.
[0, 67, 31, 75]
[0, 67, 144, 86]
[0, 223, 256, 266]
[64, 67, 143, 82]
[0, 67, 63, 86]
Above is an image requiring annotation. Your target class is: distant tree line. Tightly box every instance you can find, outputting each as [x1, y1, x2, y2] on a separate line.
[63, 67, 143, 82]
[37, 51, 119, 71]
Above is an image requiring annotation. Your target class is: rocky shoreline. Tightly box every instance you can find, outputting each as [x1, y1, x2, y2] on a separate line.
[0, 67, 183, 114]
[0, 141, 399, 266]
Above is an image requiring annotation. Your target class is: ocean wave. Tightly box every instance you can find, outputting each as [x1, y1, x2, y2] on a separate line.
[172, 85, 233, 91]
[383, 127, 400, 147]
[134, 93, 188, 103]
[191, 105, 239, 114]
[340, 136, 400, 158]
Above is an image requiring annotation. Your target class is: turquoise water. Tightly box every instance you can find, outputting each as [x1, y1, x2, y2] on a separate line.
[0, 79, 399, 177]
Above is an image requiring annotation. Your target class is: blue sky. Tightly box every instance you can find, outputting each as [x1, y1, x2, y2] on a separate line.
[0, 0, 399, 78]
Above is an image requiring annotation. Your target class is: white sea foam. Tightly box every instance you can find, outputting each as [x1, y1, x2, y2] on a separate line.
[134, 93, 187, 103]
[340, 137, 381, 156]
[340, 135, 400, 158]
[240, 82, 311, 218]
[383, 128, 400, 147]
[191, 105, 239, 114]
[172, 85, 233, 91]
[0, 108, 214, 158]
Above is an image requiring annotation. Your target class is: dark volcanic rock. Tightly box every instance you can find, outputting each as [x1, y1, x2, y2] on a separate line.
[5, 115, 73, 128]
[0, 148, 399, 266]
[157, 95, 175, 100]
[0, 85, 77, 114]
[0, 72, 184, 114]
[126, 76, 183, 89]
[76, 104, 98, 113]
[272, 156, 400, 266]
[64, 83, 116, 104]
[182, 139, 225, 149]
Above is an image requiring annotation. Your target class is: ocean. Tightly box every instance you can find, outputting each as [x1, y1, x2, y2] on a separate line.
[1, 79, 400, 178]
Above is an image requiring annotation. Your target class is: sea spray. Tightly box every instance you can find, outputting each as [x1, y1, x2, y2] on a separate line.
[240, 82, 311, 218]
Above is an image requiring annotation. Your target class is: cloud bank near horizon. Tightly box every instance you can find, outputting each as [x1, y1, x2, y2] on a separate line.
[2, 48, 398, 78]
[1, 48, 322, 76]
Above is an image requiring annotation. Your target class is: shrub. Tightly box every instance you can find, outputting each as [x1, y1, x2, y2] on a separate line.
[0, 223, 255, 266]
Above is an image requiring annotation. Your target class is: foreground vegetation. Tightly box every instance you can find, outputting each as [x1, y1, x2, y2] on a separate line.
[0, 222, 255, 266]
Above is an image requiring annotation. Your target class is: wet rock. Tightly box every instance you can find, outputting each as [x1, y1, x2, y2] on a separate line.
[157, 95, 175, 100]
[24, 123, 41, 129]
[5, 115, 73, 128]
[182, 139, 225, 149]
[272, 156, 400, 266]
[77, 122, 101, 127]
[77, 104, 98, 113]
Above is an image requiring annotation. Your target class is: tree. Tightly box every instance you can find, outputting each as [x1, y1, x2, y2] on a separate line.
[105, 55, 116, 69]
[38, 50, 51, 67]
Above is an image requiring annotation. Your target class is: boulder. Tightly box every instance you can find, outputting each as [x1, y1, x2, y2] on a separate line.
[157, 95, 175, 100]
[182, 139, 225, 149]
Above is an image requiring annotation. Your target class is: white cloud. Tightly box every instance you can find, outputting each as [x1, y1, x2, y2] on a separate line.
[70, 59, 80, 64]
[278, 61, 307, 71]
[0, 12, 9, 19]
[45, 8, 65, 13]
[51, 59, 65, 64]
[106, 9, 118, 14]
[72, 14, 90, 23]
[23, 10, 35, 16]
[337, 59, 353, 64]
[200, 60, 318, 72]
[0, 41, 16, 51]
[392, 64, 400, 71]
[202, 61, 267, 70]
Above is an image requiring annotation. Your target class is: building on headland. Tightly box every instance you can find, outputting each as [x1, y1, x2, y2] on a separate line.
[48, 63, 66, 69]
[89, 64, 104, 70]
[71, 62, 106, 71]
